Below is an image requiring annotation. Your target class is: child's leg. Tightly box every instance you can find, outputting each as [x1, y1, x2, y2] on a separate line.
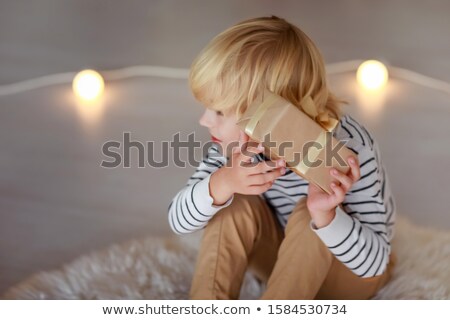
[315, 251, 397, 299]
[260, 197, 334, 299]
[260, 197, 396, 299]
[189, 193, 284, 300]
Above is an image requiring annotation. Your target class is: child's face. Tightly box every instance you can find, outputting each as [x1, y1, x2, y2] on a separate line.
[199, 109, 241, 156]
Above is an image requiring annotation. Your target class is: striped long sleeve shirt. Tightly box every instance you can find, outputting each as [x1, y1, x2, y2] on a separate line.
[168, 114, 396, 278]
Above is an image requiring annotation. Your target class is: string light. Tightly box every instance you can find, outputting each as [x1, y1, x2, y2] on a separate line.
[356, 60, 389, 91]
[0, 62, 449, 97]
[72, 69, 104, 101]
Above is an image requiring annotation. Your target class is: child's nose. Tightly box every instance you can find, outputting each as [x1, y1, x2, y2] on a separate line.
[199, 114, 207, 127]
[199, 110, 213, 128]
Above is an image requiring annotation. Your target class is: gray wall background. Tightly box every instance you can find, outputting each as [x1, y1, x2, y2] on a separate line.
[1, 0, 449, 294]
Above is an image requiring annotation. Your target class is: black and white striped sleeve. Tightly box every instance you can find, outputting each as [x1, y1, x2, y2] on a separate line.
[167, 144, 234, 235]
[309, 118, 392, 278]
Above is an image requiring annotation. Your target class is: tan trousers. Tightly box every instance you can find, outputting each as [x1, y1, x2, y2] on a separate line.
[189, 193, 397, 300]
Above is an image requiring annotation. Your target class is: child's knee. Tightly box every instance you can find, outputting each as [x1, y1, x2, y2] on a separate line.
[210, 194, 267, 226]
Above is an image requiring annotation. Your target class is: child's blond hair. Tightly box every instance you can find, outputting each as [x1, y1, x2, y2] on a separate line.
[188, 15, 346, 122]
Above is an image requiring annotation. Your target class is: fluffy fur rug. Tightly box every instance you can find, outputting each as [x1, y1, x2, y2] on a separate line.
[2, 215, 450, 299]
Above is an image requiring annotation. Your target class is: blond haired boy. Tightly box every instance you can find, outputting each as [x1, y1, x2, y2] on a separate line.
[168, 15, 397, 299]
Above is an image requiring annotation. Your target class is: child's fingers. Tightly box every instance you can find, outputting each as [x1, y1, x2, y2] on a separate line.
[250, 159, 285, 174]
[330, 182, 345, 203]
[248, 167, 284, 186]
[240, 143, 264, 163]
[243, 143, 264, 156]
[330, 168, 353, 191]
[348, 156, 361, 182]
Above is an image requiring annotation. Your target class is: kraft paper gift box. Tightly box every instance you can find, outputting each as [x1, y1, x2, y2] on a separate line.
[236, 89, 357, 195]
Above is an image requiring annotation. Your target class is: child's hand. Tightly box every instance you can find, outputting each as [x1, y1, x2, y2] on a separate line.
[209, 131, 286, 205]
[306, 156, 360, 228]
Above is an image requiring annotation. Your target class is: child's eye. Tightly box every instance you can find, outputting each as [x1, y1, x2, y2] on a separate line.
[216, 111, 224, 116]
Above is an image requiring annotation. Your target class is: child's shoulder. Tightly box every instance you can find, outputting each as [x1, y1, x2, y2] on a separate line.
[334, 114, 376, 153]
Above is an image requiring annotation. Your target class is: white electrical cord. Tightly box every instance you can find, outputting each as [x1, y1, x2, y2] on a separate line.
[388, 66, 450, 95]
[0, 72, 76, 96]
[0, 61, 449, 96]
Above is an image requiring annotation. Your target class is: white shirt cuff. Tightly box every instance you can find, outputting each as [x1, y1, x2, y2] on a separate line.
[192, 174, 234, 215]
[310, 205, 354, 247]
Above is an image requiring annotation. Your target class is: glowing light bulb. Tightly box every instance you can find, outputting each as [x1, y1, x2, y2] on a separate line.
[356, 60, 389, 90]
[72, 69, 104, 101]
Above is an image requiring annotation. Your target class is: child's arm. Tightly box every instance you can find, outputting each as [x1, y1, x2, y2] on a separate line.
[310, 138, 395, 278]
[167, 144, 233, 235]
[168, 134, 286, 235]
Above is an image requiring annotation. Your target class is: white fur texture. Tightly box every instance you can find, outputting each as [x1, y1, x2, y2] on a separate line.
[2, 215, 450, 299]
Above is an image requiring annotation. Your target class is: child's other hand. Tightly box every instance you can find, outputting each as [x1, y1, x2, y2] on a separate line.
[306, 156, 360, 228]
[209, 131, 286, 205]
